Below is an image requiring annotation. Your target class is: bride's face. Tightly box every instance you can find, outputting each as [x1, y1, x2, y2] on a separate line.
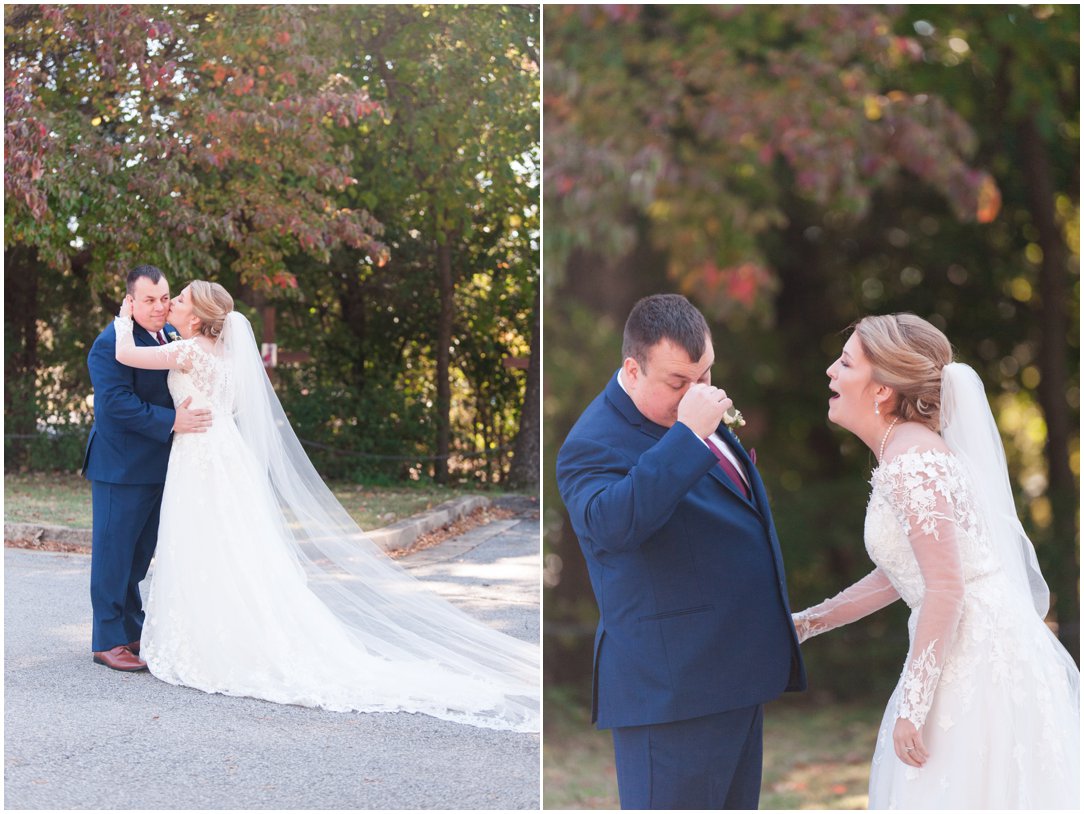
[168, 286, 200, 338]
[827, 333, 883, 431]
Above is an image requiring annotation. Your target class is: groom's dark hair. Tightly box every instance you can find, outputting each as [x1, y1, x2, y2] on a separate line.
[126, 264, 165, 295]
[622, 294, 710, 368]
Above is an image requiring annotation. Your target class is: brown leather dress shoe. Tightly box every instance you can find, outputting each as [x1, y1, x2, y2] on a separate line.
[127, 640, 141, 656]
[93, 645, 148, 672]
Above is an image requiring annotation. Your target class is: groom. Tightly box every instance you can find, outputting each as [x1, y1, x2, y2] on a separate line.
[82, 264, 212, 671]
[556, 294, 806, 809]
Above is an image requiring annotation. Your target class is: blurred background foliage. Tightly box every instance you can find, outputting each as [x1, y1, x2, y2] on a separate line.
[543, 3, 1079, 711]
[5, 3, 539, 487]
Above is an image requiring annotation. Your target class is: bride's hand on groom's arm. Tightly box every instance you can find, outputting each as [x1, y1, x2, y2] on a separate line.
[172, 396, 213, 434]
[791, 612, 813, 644]
[893, 717, 928, 768]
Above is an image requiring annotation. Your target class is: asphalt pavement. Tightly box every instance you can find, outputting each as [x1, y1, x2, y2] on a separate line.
[4, 498, 540, 810]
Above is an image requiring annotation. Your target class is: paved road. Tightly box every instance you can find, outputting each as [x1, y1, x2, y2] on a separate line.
[4, 501, 540, 810]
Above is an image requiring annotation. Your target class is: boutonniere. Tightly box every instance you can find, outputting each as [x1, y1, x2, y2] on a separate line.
[723, 406, 754, 465]
[166, 330, 181, 342]
[723, 406, 746, 433]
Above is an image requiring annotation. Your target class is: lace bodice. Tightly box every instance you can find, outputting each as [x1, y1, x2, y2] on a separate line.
[793, 448, 1001, 730]
[164, 339, 234, 414]
[866, 449, 999, 607]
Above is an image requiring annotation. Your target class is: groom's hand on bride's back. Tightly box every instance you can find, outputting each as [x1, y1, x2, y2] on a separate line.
[172, 396, 213, 434]
[677, 383, 732, 438]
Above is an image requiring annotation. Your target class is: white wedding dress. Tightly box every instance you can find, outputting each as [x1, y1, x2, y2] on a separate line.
[121, 315, 538, 732]
[795, 447, 1079, 808]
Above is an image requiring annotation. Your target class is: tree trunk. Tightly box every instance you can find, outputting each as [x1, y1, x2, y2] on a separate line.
[508, 284, 540, 488]
[334, 249, 368, 392]
[434, 239, 454, 483]
[1018, 111, 1079, 662]
[4, 246, 41, 454]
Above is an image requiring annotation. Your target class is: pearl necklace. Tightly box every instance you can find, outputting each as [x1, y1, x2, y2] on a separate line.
[878, 416, 901, 463]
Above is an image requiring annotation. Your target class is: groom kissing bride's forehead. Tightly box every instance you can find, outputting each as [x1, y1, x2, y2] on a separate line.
[557, 293, 806, 810]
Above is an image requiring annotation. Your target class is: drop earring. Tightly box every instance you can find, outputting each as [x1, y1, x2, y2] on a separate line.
[874, 401, 880, 416]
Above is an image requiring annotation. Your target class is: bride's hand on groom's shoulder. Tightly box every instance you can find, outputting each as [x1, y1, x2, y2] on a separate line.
[118, 295, 134, 320]
[893, 717, 929, 768]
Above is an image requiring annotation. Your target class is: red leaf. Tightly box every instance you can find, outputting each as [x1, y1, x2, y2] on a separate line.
[976, 175, 1001, 224]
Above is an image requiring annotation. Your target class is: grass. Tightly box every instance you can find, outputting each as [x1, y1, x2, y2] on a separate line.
[4, 472, 94, 528]
[4, 471, 482, 531]
[543, 688, 882, 810]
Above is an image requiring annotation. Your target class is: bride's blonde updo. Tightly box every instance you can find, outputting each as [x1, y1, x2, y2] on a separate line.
[188, 280, 234, 338]
[854, 313, 953, 431]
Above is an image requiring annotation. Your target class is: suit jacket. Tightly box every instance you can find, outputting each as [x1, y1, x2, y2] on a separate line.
[82, 321, 176, 484]
[556, 371, 806, 730]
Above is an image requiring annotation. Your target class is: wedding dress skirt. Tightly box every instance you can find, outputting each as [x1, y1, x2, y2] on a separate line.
[864, 452, 1079, 809]
[141, 338, 538, 732]
[868, 570, 1078, 808]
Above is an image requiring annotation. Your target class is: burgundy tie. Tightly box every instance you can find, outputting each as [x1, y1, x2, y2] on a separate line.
[706, 438, 751, 499]
[155, 331, 166, 346]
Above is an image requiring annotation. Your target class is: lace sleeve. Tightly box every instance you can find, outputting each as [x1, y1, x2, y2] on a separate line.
[880, 451, 966, 730]
[114, 317, 198, 371]
[792, 568, 899, 643]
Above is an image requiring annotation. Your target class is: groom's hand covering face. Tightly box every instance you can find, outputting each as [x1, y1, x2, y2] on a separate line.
[623, 338, 715, 428]
[130, 276, 171, 334]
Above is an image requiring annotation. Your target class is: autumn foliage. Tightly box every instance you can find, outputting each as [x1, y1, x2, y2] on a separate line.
[5, 4, 387, 289]
[543, 5, 1001, 320]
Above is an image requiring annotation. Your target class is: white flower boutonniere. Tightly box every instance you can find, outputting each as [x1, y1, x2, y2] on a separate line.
[723, 406, 746, 430]
[723, 405, 755, 464]
[166, 330, 181, 342]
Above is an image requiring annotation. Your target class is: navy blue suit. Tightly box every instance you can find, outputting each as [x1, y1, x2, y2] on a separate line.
[83, 321, 175, 652]
[556, 371, 806, 808]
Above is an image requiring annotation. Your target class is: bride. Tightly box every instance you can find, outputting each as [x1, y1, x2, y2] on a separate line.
[793, 313, 1078, 808]
[113, 280, 539, 732]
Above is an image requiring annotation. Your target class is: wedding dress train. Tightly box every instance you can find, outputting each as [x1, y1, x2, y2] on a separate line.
[129, 314, 538, 732]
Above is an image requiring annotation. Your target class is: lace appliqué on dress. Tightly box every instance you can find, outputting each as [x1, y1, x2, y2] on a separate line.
[897, 638, 942, 729]
[873, 450, 967, 732]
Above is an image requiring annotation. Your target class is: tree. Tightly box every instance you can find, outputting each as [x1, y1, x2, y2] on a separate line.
[5, 5, 386, 285]
[544, 5, 999, 314]
[325, 4, 540, 483]
[5, 4, 387, 465]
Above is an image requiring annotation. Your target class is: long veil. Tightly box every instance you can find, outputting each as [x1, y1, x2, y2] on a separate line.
[217, 311, 539, 732]
[940, 363, 1078, 694]
[940, 363, 1050, 616]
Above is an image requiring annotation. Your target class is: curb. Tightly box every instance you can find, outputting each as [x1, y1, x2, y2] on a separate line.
[367, 495, 492, 553]
[4, 522, 91, 550]
[4, 494, 494, 555]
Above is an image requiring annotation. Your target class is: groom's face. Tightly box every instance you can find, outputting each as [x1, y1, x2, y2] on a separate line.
[624, 337, 714, 427]
[130, 276, 171, 334]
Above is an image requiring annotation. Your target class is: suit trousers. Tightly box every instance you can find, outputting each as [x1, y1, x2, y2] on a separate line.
[90, 481, 164, 651]
[612, 704, 764, 810]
